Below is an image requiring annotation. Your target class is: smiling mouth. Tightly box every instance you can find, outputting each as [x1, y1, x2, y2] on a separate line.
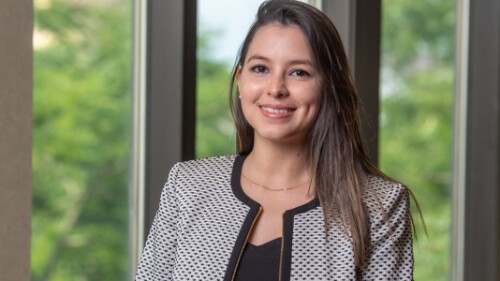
[260, 106, 295, 114]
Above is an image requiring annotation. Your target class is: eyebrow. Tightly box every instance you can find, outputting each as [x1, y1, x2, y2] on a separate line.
[246, 55, 314, 67]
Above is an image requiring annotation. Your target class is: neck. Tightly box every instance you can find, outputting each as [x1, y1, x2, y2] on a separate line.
[242, 139, 313, 189]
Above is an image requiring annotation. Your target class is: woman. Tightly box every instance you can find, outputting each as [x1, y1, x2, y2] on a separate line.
[136, 1, 416, 280]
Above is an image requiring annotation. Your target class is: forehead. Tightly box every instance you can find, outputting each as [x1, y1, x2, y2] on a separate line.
[246, 24, 312, 61]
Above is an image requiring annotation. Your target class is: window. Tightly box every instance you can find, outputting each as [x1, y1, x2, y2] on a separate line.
[379, 1, 455, 279]
[32, 0, 133, 279]
[195, 0, 257, 158]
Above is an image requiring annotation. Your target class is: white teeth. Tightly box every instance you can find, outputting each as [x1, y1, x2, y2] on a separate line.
[261, 106, 291, 114]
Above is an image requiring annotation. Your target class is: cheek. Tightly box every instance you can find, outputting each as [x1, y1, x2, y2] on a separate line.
[240, 99, 257, 128]
[298, 84, 321, 106]
[239, 81, 264, 101]
[307, 88, 322, 118]
[239, 92, 255, 116]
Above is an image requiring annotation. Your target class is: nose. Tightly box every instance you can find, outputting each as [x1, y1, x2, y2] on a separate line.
[267, 74, 288, 98]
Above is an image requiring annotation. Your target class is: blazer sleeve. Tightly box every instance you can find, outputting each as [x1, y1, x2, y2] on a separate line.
[360, 184, 414, 281]
[135, 164, 180, 281]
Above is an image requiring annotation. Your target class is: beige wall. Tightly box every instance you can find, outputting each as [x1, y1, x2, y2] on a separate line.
[0, 1, 33, 280]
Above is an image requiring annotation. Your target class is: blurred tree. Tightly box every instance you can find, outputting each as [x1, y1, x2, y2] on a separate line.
[196, 29, 235, 158]
[32, 0, 131, 280]
[380, 0, 455, 280]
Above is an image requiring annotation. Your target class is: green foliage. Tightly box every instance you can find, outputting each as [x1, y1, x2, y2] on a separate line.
[32, 0, 131, 280]
[380, 0, 455, 280]
[382, 0, 455, 70]
[196, 32, 236, 158]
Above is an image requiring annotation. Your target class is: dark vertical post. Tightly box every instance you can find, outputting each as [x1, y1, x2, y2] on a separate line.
[0, 0, 32, 279]
[464, 0, 500, 280]
[322, 0, 381, 165]
[145, 0, 197, 233]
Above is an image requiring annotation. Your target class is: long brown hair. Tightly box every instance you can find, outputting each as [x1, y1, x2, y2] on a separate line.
[229, 0, 414, 267]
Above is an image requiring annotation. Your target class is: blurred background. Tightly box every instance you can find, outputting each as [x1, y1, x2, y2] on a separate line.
[32, 0, 454, 280]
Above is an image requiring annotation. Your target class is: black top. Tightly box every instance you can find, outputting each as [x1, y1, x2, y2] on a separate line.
[234, 238, 282, 281]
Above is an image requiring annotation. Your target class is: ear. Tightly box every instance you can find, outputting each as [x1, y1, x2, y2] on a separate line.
[235, 64, 242, 81]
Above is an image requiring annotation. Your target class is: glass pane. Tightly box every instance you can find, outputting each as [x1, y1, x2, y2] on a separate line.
[32, 0, 132, 280]
[379, 1, 455, 280]
[196, 0, 262, 158]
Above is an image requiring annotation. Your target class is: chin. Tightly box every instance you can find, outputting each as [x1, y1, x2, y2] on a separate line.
[255, 131, 306, 145]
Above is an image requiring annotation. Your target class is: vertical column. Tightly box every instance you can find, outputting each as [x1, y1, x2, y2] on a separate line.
[322, 0, 381, 165]
[0, 1, 33, 280]
[463, 0, 500, 280]
[145, 0, 197, 232]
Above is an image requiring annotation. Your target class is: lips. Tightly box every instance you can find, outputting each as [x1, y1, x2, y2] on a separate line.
[258, 104, 296, 118]
[260, 106, 293, 114]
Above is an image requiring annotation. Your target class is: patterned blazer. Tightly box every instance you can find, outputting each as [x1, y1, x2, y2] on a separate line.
[135, 155, 413, 281]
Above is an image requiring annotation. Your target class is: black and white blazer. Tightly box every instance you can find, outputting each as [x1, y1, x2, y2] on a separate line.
[135, 155, 413, 281]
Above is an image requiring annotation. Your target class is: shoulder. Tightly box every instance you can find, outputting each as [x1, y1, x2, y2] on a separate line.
[164, 155, 238, 194]
[360, 175, 414, 278]
[362, 175, 413, 249]
[362, 175, 410, 216]
[171, 154, 238, 177]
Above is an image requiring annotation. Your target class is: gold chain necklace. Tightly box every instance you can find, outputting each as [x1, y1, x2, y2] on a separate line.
[241, 173, 312, 192]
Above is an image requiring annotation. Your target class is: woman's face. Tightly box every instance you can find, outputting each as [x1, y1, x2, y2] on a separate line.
[237, 24, 321, 146]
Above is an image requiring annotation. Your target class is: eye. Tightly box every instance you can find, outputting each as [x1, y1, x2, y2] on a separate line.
[290, 69, 311, 77]
[250, 65, 268, 73]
